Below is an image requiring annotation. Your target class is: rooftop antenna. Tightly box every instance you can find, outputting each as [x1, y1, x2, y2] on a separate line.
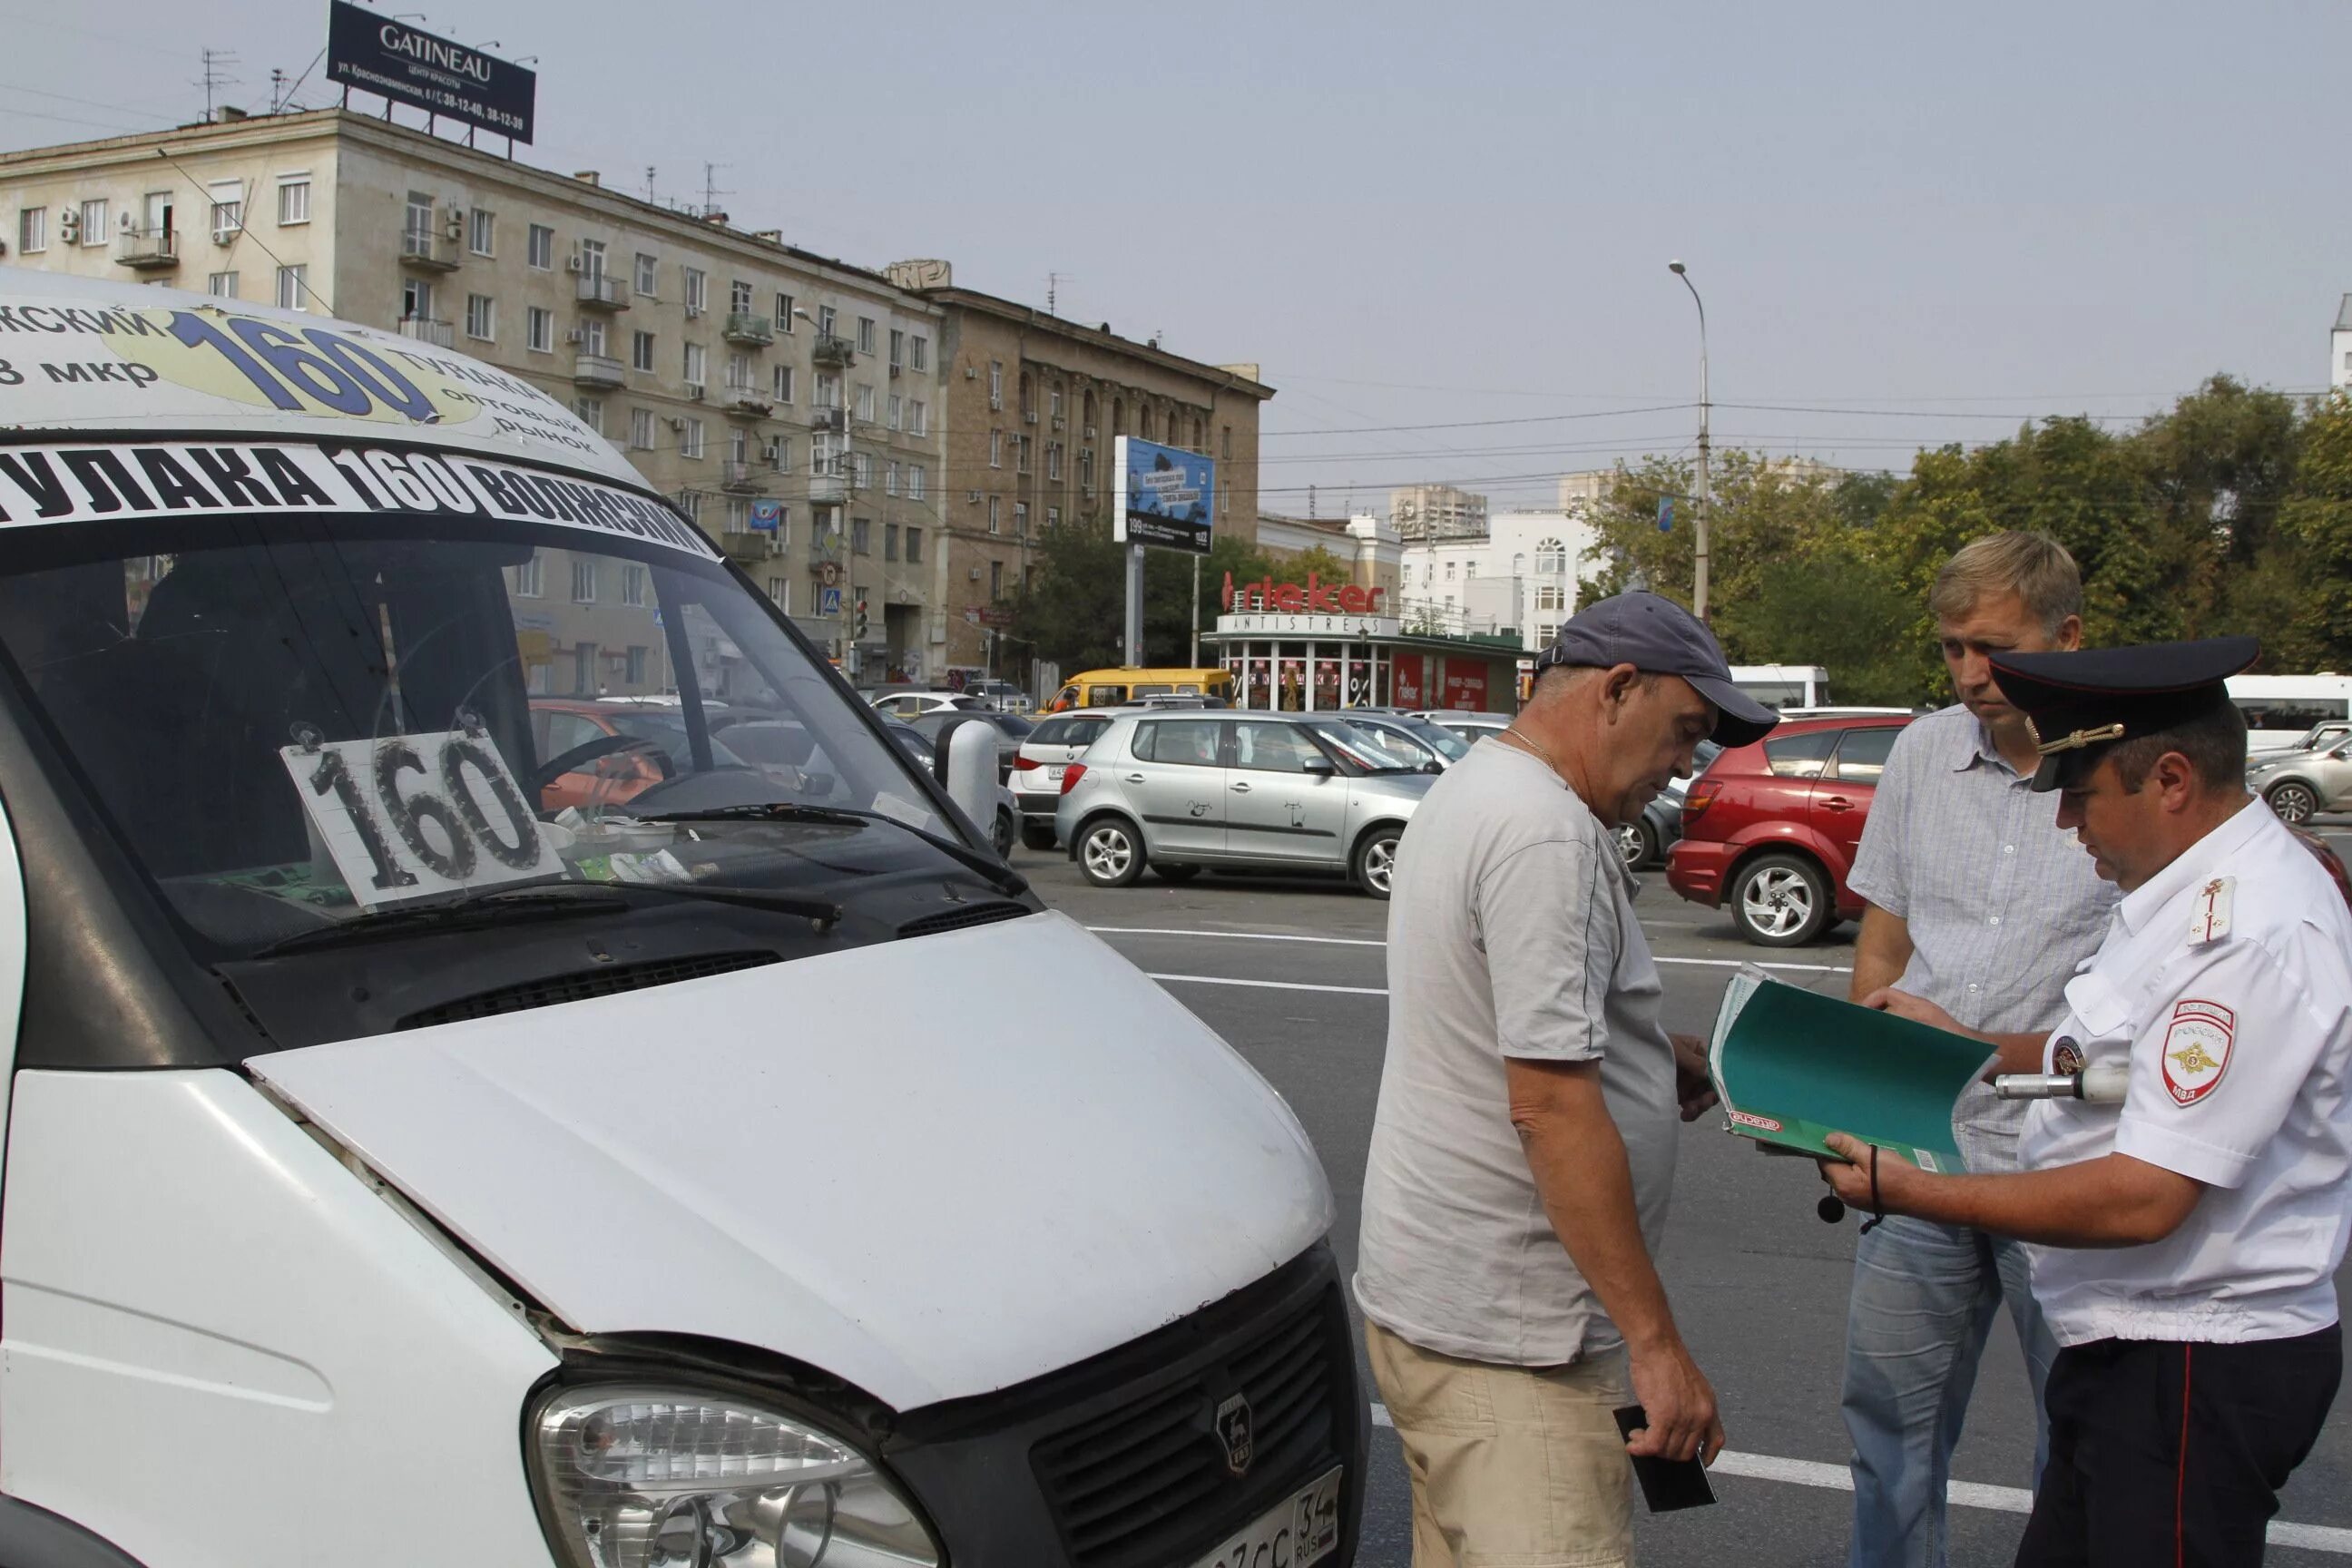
[700, 162, 733, 220]
[1047, 272, 1064, 314]
[1308, 484, 1318, 520]
[194, 48, 242, 122]
[645, 165, 657, 201]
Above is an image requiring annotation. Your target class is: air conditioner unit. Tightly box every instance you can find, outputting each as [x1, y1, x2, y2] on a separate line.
[564, 328, 584, 345]
[1024, 411, 1037, 424]
[966, 490, 982, 505]
[685, 306, 704, 319]
[57, 210, 79, 241]
[964, 367, 978, 379]
[763, 441, 782, 461]
[444, 211, 464, 241]
[565, 250, 583, 273]
[969, 567, 983, 581]
[888, 363, 901, 377]
[686, 384, 706, 401]
[669, 416, 688, 432]
[1084, 425, 1097, 439]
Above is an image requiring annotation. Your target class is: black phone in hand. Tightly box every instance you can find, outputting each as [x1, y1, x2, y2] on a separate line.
[1612, 1405, 1719, 1513]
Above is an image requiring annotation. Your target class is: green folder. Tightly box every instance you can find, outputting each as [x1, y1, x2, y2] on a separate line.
[1706, 971, 1997, 1174]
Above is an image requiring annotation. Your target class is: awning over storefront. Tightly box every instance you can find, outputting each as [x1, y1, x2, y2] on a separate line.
[1202, 612, 1524, 714]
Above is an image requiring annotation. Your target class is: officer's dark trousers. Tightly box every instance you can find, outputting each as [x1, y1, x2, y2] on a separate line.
[2015, 1323, 2341, 1568]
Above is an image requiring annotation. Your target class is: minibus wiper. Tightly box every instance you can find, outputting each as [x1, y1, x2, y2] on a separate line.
[246, 880, 844, 958]
[633, 803, 1029, 897]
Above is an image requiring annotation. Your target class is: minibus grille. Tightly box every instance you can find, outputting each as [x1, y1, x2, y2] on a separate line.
[396, 951, 779, 1029]
[1029, 1288, 1339, 1566]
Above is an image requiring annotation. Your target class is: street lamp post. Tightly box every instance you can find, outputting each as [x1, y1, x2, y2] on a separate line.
[1667, 260, 1711, 623]
[793, 305, 858, 673]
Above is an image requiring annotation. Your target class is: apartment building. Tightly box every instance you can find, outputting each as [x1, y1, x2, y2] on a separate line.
[1396, 508, 1604, 650]
[903, 279, 1274, 675]
[1388, 483, 1489, 543]
[0, 108, 947, 680]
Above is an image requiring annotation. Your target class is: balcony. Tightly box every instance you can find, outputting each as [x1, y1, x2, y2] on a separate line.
[397, 317, 456, 349]
[720, 460, 766, 494]
[808, 406, 845, 434]
[720, 532, 774, 564]
[723, 382, 774, 418]
[398, 230, 461, 271]
[572, 353, 625, 389]
[575, 274, 628, 310]
[808, 470, 850, 505]
[811, 333, 856, 369]
[722, 310, 774, 346]
[113, 227, 179, 270]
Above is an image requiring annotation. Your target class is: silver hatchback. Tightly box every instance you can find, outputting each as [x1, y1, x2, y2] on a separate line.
[1054, 711, 1436, 897]
[2249, 734, 2352, 825]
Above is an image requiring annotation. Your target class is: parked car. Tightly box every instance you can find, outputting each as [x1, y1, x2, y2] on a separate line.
[2249, 733, 2352, 826]
[1615, 739, 1723, 870]
[960, 677, 1034, 714]
[872, 690, 987, 719]
[1338, 712, 1465, 772]
[1013, 710, 1122, 848]
[881, 720, 1020, 856]
[1416, 710, 1511, 746]
[1665, 714, 1912, 945]
[905, 709, 1035, 787]
[1056, 710, 1435, 897]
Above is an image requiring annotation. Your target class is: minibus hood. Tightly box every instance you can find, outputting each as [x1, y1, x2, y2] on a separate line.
[250, 911, 1333, 1411]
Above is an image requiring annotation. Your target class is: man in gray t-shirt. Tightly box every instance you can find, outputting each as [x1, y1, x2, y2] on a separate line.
[1356, 592, 1776, 1568]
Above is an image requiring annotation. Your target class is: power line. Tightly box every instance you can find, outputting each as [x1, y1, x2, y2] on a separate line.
[0, 81, 183, 125]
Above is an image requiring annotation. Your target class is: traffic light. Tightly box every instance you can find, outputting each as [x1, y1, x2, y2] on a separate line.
[853, 598, 869, 639]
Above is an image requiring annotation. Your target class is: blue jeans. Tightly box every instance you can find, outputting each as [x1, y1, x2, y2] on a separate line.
[1842, 1214, 2057, 1568]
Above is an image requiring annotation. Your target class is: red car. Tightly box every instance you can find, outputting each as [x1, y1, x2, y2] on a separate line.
[1665, 714, 1912, 946]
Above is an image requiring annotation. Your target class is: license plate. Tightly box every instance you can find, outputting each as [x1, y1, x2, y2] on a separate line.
[1189, 1466, 1342, 1568]
[1047, 765, 1065, 781]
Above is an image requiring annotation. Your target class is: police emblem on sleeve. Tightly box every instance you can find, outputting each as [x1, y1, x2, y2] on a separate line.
[2161, 1000, 2235, 1106]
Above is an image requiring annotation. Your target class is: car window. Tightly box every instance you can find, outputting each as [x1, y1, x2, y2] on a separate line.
[1233, 722, 1318, 774]
[1828, 726, 1900, 784]
[1028, 717, 1069, 745]
[1762, 730, 1839, 779]
[1085, 684, 1128, 707]
[1064, 717, 1111, 747]
[1135, 718, 1223, 768]
[1352, 722, 1434, 766]
[544, 710, 606, 758]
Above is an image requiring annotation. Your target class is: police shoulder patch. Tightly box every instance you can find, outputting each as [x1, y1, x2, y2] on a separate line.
[2160, 999, 2234, 1107]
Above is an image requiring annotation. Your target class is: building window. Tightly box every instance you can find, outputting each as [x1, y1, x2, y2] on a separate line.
[729, 426, 750, 466]
[1015, 436, 1031, 475]
[683, 342, 706, 388]
[776, 292, 794, 330]
[208, 184, 249, 243]
[1046, 442, 1063, 480]
[512, 553, 543, 597]
[856, 383, 875, 423]
[1014, 501, 1029, 536]
[1445, 561, 1456, 581]
[886, 460, 900, 496]
[573, 560, 598, 603]
[988, 360, 1003, 410]
[625, 646, 649, 684]
[527, 307, 554, 354]
[573, 398, 603, 435]
[1535, 537, 1567, 573]
[1050, 386, 1064, 420]
[908, 464, 926, 500]
[465, 294, 495, 341]
[580, 318, 608, 358]
[682, 418, 705, 459]
[909, 400, 927, 436]
[858, 317, 876, 354]
[852, 453, 871, 489]
[887, 394, 902, 430]
[573, 642, 599, 695]
[631, 329, 655, 372]
[1535, 583, 1565, 612]
[1080, 447, 1093, 488]
[1536, 622, 1558, 646]
[988, 496, 1002, 534]
[207, 270, 239, 299]
[632, 252, 658, 296]
[1047, 505, 1061, 529]
[629, 408, 655, 450]
[851, 517, 872, 555]
[277, 178, 310, 226]
[815, 372, 840, 410]
[17, 207, 44, 253]
[1222, 426, 1233, 460]
[766, 577, 789, 610]
[888, 328, 904, 369]
[79, 198, 109, 246]
[683, 268, 708, 314]
[909, 335, 927, 371]
[276, 264, 309, 311]
[884, 523, 899, 562]
[678, 491, 701, 523]
[726, 498, 749, 533]
[772, 364, 795, 403]
[730, 279, 753, 312]
[1019, 373, 1034, 416]
[1464, 561, 1476, 578]
[989, 430, 1003, 469]
[989, 560, 1004, 601]
[905, 526, 923, 563]
[817, 304, 837, 337]
[769, 435, 793, 472]
[468, 208, 495, 256]
[527, 222, 554, 270]
[622, 565, 647, 607]
[728, 352, 753, 394]
[771, 505, 791, 546]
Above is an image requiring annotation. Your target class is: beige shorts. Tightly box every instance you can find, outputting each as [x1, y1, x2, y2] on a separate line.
[1365, 1318, 1634, 1568]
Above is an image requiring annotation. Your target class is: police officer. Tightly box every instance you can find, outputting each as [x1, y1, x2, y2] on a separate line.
[1818, 636, 2352, 1567]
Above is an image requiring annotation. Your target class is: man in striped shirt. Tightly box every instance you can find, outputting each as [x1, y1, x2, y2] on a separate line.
[1839, 533, 2119, 1568]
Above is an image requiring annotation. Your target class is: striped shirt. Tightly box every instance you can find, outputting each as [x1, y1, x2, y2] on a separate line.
[1847, 704, 2120, 1173]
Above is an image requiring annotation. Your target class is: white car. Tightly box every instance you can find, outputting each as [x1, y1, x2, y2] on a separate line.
[1012, 710, 1122, 848]
[961, 678, 1034, 714]
[871, 690, 987, 719]
[1416, 710, 1511, 745]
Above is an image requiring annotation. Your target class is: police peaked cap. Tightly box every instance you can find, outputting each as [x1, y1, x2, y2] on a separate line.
[1988, 636, 2260, 792]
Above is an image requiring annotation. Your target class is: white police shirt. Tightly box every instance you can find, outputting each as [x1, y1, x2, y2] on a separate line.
[2021, 799, 2352, 1348]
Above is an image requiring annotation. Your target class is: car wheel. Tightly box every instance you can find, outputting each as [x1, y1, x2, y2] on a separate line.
[1078, 818, 1144, 887]
[1152, 863, 1200, 883]
[1354, 827, 1403, 900]
[1731, 851, 1833, 946]
[1020, 821, 1059, 852]
[1613, 818, 1656, 870]
[992, 808, 1016, 858]
[2267, 779, 2320, 826]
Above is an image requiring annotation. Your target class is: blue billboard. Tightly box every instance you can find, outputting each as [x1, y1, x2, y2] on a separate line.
[1114, 436, 1216, 554]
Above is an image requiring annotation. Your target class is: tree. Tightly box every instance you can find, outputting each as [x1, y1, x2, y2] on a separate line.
[1014, 523, 1347, 671]
[2275, 392, 2352, 668]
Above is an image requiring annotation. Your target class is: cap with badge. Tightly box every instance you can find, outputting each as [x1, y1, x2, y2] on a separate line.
[1537, 591, 1781, 747]
[1987, 635, 2260, 792]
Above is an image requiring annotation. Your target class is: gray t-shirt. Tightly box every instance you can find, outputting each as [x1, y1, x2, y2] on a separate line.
[1354, 740, 1679, 1366]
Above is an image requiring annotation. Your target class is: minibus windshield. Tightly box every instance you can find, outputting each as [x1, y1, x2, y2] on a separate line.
[0, 499, 959, 962]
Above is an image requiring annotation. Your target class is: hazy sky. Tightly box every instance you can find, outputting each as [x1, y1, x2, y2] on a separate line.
[12, 1, 2349, 516]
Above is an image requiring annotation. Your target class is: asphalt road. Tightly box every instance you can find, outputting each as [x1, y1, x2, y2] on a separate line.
[1007, 816, 2352, 1568]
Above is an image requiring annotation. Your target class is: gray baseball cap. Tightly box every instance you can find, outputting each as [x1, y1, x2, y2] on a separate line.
[1534, 592, 1780, 747]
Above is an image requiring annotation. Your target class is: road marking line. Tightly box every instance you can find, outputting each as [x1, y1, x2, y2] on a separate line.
[1093, 926, 1850, 975]
[1364, 1404, 2352, 1551]
[1145, 973, 1387, 997]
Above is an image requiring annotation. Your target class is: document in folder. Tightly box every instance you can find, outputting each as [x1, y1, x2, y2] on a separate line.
[1706, 971, 1997, 1173]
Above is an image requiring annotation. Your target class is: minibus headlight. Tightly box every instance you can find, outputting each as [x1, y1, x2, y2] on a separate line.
[528, 1386, 942, 1568]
